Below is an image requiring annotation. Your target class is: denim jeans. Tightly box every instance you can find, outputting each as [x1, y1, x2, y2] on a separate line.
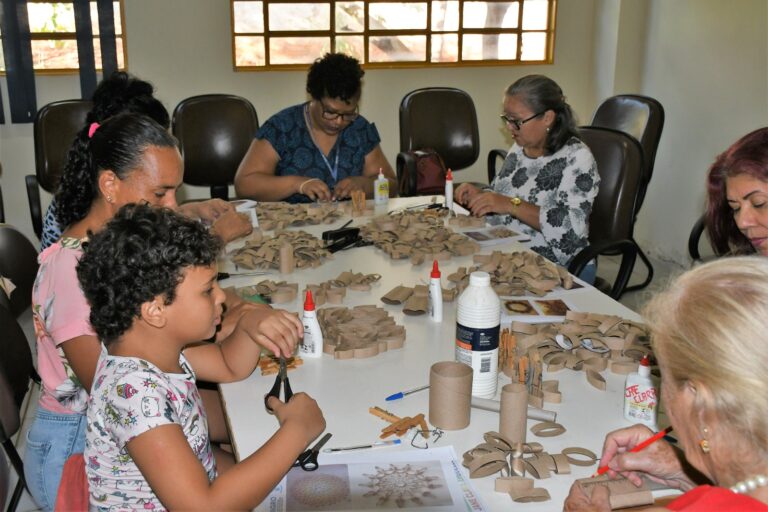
[578, 260, 598, 285]
[24, 406, 87, 511]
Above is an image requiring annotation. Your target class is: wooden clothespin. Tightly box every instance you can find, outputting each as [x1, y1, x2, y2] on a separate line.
[380, 413, 428, 439]
[350, 190, 366, 216]
[259, 356, 303, 376]
[369, 406, 401, 423]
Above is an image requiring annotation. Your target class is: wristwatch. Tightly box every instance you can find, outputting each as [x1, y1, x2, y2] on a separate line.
[509, 196, 522, 217]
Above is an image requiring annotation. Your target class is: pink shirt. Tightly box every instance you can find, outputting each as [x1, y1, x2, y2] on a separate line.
[32, 238, 95, 414]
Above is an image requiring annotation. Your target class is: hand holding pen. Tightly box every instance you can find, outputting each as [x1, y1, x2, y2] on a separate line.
[596, 425, 696, 491]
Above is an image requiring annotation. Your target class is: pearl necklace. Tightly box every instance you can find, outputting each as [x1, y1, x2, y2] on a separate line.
[730, 474, 768, 494]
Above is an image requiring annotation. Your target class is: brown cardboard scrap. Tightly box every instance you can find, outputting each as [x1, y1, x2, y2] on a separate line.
[361, 209, 480, 264]
[230, 230, 332, 270]
[234, 281, 298, 304]
[453, 250, 576, 296]
[382, 285, 414, 305]
[501, 315, 651, 404]
[317, 305, 406, 359]
[254, 202, 344, 231]
[575, 475, 654, 510]
[448, 215, 486, 228]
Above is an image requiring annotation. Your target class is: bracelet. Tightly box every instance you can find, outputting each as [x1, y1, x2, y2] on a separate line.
[509, 196, 522, 217]
[299, 178, 320, 195]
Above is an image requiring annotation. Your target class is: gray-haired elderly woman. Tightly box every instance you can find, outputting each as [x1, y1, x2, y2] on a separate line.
[565, 256, 768, 511]
[455, 75, 599, 282]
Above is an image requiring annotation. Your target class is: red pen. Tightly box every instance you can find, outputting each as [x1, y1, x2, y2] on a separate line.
[592, 426, 674, 477]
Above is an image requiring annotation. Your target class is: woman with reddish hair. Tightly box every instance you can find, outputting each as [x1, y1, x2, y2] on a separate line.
[705, 127, 768, 256]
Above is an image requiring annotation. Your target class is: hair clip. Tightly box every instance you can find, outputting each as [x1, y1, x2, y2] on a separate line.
[88, 122, 100, 138]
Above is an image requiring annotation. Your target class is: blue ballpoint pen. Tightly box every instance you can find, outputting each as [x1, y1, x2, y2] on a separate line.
[385, 385, 430, 401]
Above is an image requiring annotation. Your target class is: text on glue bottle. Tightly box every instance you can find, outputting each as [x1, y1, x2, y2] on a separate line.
[623, 355, 658, 429]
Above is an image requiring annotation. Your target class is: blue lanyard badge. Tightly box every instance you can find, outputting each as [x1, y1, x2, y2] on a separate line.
[319, 149, 339, 183]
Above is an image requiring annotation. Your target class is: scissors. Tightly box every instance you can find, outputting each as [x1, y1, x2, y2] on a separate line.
[217, 271, 271, 281]
[264, 357, 293, 413]
[294, 433, 332, 471]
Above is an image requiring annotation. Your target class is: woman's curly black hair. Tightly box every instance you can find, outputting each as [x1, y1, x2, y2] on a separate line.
[76, 203, 222, 345]
[306, 52, 364, 103]
[55, 112, 177, 228]
[55, 71, 170, 229]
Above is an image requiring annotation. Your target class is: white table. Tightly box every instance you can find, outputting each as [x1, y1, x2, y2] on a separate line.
[219, 197, 644, 511]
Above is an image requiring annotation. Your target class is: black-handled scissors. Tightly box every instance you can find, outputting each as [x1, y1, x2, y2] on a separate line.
[264, 357, 293, 413]
[217, 271, 271, 281]
[294, 433, 332, 471]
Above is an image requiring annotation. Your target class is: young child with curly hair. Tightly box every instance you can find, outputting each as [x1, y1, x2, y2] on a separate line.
[77, 204, 325, 510]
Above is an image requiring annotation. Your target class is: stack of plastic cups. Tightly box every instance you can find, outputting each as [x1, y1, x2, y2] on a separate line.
[455, 271, 501, 399]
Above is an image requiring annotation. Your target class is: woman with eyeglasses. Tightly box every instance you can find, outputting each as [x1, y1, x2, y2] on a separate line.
[234, 53, 396, 203]
[455, 75, 600, 281]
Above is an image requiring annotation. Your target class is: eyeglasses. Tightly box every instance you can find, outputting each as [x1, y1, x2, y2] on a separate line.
[500, 111, 545, 130]
[320, 100, 359, 122]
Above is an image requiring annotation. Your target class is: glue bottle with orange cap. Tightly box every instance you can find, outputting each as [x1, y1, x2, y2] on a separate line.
[300, 290, 324, 358]
[428, 260, 443, 322]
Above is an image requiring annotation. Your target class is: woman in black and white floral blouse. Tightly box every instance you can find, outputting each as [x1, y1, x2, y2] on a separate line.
[455, 75, 599, 281]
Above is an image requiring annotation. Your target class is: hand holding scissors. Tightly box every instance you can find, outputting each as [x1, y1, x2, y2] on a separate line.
[264, 357, 293, 413]
[294, 432, 332, 471]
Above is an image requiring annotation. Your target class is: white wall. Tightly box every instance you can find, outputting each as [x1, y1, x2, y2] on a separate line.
[2, 0, 768, 268]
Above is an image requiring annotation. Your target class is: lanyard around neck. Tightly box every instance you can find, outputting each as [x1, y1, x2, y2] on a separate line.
[304, 102, 340, 183]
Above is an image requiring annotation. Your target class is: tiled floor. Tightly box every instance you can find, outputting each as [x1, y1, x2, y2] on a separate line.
[3, 253, 687, 511]
[597, 253, 687, 314]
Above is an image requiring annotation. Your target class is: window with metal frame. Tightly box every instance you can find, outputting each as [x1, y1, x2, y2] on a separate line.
[231, 0, 556, 70]
[0, 0, 126, 73]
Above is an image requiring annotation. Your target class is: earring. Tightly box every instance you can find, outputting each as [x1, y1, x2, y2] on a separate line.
[546, 127, 551, 133]
[699, 427, 710, 453]
[106, 196, 113, 203]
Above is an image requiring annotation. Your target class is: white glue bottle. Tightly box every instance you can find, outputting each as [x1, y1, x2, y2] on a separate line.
[623, 355, 658, 428]
[445, 168, 454, 213]
[374, 167, 389, 206]
[455, 271, 501, 398]
[300, 290, 324, 358]
[428, 260, 443, 322]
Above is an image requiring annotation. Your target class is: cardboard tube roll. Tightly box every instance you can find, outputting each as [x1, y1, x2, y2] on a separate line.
[470, 397, 557, 423]
[500, 383, 528, 444]
[279, 243, 294, 274]
[429, 361, 473, 430]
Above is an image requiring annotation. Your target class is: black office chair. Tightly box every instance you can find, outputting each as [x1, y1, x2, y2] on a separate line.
[0, 224, 39, 318]
[0, 305, 36, 512]
[0, 175, 5, 224]
[172, 94, 259, 200]
[397, 87, 480, 196]
[26, 100, 93, 240]
[568, 127, 645, 300]
[688, 213, 708, 262]
[483, 128, 644, 300]
[589, 94, 665, 291]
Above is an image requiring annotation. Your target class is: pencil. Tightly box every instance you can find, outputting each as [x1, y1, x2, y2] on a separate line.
[592, 426, 674, 477]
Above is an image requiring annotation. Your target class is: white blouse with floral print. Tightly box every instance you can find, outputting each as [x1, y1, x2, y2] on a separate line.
[488, 137, 600, 266]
